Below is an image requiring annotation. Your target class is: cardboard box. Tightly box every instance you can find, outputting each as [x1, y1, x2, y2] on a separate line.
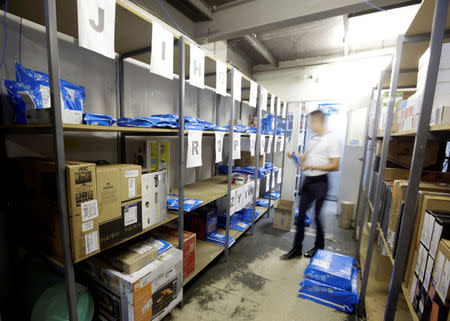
[84, 247, 183, 321]
[339, 201, 354, 229]
[377, 140, 440, 168]
[151, 227, 196, 278]
[388, 182, 450, 254]
[102, 240, 158, 274]
[433, 239, 450, 303]
[406, 194, 450, 289]
[384, 168, 410, 181]
[18, 160, 100, 263]
[273, 200, 294, 231]
[97, 164, 143, 249]
[142, 170, 168, 230]
[234, 151, 264, 167]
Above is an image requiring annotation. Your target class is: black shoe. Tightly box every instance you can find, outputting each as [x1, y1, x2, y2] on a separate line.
[303, 247, 322, 258]
[280, 248, 302, 260]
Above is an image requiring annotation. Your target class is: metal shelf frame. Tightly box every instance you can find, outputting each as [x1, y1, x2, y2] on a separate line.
[0, 1, 291, 320]
[353, 1, 450, 320]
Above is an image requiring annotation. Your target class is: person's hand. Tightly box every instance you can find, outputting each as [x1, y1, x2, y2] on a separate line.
[300, 154, 306, 162]
[302, 164, 311, 171]
[287, 151, 295, 159]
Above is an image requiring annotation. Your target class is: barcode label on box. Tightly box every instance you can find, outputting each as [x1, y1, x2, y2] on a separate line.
[82, 220, 94, 232]
[85, 231, 98, 255]
[128, 178, 136, 198]
[81, 200, 98, 222]
[124, 205, 138, 226]
[125, 170, 139, 178]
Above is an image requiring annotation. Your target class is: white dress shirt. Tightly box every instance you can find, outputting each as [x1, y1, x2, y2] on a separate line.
[304, 131, 341, 176]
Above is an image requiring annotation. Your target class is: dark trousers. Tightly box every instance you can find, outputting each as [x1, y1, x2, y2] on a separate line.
[293, 174, 328, 251]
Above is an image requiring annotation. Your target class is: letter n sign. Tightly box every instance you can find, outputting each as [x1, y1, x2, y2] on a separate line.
[190, 45, 205, 89]
[187, 131, 203, 168]
[77, 0, 116, 59]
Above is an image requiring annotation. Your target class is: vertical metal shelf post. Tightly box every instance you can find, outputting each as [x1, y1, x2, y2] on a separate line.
[118, 58, 126, 163]
[225, 69, 236, 260]
[279, 106, 289, 197]
[384, 1, 450, 319]
[250, 86, 263, 234]
[267, 98, 278, 214]
[44, 0, 78, 320]
[177, 37, 186, 254]
[359, 36, 404, 311]
[352, 89, 375, 239]
[355, 71, 385, 261]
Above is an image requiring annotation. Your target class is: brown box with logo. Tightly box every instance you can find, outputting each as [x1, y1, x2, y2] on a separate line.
[96, 164, 142, 250]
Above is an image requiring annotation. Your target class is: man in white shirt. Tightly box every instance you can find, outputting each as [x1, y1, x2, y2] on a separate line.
[281, 110, 341, 260]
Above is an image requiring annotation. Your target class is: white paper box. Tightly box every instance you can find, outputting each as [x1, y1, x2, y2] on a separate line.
[142, 170, 168, 230]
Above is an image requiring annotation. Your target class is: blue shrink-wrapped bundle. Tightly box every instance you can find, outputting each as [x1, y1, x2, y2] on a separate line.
[83, 113, 115, 126]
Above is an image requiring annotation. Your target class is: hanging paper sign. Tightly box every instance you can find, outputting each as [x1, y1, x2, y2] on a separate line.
[77, 0, 116, 59]
[187, 131, 202, 168]
[215, 132, 225, 163]
[260, 136, 266, 155]
[270, 95, 275, 114]
[216, 60, 227, 96]
[230, 188, 237, 214]
[277, 99, 282, 116]
[249, 81, 257, 107]
[236, 186, 244, 212]
[282, 102, 287, 117]
[277, 168, 282, 184]
[189, 45, 205, 89]
[150, 22, 174, 80]
[265, 175, 270, 192]
[280, 136, 285, 152]
[232, 133, 241, 160]
[249, 133, 256, 156]
[272, 172, 276, 188]
[247, 181, 255, 205]
[261, 87, 268, 111]
[233, 69, 242, 102]
[267, 135, 273, 153]
[256, 179, 260, 196]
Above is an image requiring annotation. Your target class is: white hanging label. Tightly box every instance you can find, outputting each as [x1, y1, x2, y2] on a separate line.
[270, 95, 275, 114]
[277, 99, 281, 115]
[267, 135, 273, 153]
[261, 87, 268, 111]
[236, 186, 244, 212]
[233, 69, 242, 102]
[249, 133, 256, 156]
[280, 136, 285, 151]
[260, 136, 266, 155]
[247, 181, 255, 205]
[215, 132, 225, 163]
[216, 60, 227, 96]
[77, 0, 116, 59]
[150, 22, 174, 80]
[232, 133, 241, 160]
[272, 172, 276, 188]
[187, 131, 203, 168]
[249, 81, 257, 107]
[265, 175, 270, 192]
[282, 102, 287, 117]
[277, 168, 282, 184]
[189, 45, 205, 89]
[230, 188, 237, 214]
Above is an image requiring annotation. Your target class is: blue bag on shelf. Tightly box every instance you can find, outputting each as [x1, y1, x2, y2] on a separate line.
[83, 113, 115, 126]
[235, 208, 260, 222]
[15, 62, 85, 112]
[304, 250, 356, 292]
[142, 238, 172, 256]
[298, 267, 358, 313]
[116, 117, 133, 127]
[206, 232, 235, 248]
[261, 114, 274, 135]
[264, 190, 280, 200]
[230, 220, 250, 231]
[167, 193, 203, 212]
[256, 199, 269, 207]
[4, 79, 27, 123]
[210, 124, 228, 132]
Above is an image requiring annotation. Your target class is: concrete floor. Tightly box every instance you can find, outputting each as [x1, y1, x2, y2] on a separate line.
[168, 201, 358, 321]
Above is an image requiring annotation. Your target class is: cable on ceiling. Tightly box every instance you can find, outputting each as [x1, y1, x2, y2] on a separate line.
[360, 0, 387, 12]
[156, 0, 188, 36]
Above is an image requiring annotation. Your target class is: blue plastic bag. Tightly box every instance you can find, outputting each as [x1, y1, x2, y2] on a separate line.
[207, 232, 235, 247]
[235, 208, 261, 222]
[83, 113, 115, 126]
[261, 114, 274, 135]
[167, 193, 204, 212]
[142, 238, 172, 256]
[15, 62, 85, 112]
[256, 199, 269, 207]
[264, 190, 280, 200]
[304, 250, 356, 292]
[4, 79, 27, 123]
[218, 165, 266, 178]
[294, 208, 312, 226]
[298, 267, 358, 313]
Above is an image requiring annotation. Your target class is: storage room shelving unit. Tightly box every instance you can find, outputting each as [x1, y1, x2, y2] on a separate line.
[354, 0, 450, 320]
[0, 1, 288, 320]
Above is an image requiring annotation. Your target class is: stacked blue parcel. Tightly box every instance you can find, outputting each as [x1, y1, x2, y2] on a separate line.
[298, 250, 359, 313]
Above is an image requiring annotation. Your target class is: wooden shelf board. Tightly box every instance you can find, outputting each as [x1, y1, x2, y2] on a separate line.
[100, 212, 178, 252]
[183, 239, 224, 285]
[376, 123, 450, 139]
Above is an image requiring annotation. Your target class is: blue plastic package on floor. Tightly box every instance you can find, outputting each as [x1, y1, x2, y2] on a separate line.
[304, 250, 357, 292]
[298, 267, 359, 313]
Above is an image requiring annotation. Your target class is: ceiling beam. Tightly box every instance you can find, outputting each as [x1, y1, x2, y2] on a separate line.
[194, 0, 417, 42]
[243, 35, 277, 66]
